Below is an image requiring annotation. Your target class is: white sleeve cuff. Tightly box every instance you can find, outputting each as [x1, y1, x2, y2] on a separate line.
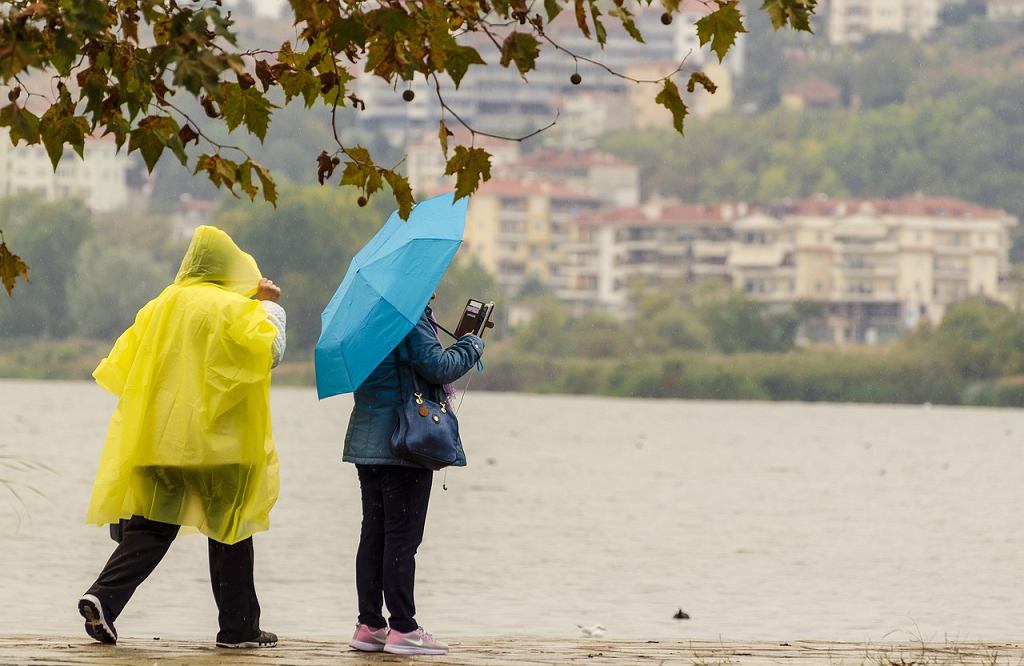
[260, 301, 287, 368]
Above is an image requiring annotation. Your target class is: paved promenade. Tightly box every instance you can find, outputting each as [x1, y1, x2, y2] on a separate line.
[1, 636, 1022, 665]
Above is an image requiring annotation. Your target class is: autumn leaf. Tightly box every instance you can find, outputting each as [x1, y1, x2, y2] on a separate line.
[220, 82, 276, 141]
[0, 104, 40, 146]
[255, 59, 276, 92]
[760, 0, 817, 31]
[500, 32, 541, 77]
[384, 170, 415, 220]
[194, 153, 241, 195]
[129, 115, 185, 172]
[438, 119, 453, 158]
[278, 69, 320, 107]
[178, 123, 200, 147]
[687, 71, 718, 94]
[444, 145, 492, 201]
[341, 147, 384, 197]
[655, 79, 688, 134]
[38, 103, 89, 170]
[103, 113, 131, 151]
[610, 7, 645, 43]
[696, 2, 746, 63]
[544, 0, 563, 22]
[574, 0, 591, 39]
[252, 161, 278, 206]
[317, 150, 339, 185]
[590, 2, 608, 45]
[446, 44, 486, 89]
[237, 159, 260, 200]
[0, 238, 30, 297]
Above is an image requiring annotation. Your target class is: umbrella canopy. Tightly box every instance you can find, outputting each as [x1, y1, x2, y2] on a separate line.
[314, 191, 468, 399]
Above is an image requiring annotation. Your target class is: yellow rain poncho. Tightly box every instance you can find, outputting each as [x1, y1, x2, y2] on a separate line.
[86, 226, 280, 545]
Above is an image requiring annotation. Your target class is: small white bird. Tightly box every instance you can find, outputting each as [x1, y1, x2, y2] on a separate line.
[577, 624, 606, 638]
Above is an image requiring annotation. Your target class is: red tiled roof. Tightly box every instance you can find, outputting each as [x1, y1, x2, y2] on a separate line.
[792, 194, 1010, 220]
[783, 78, 841, 104]
[476, 178, 600, 200]
[577, 199, 728, 227]
[426, 178, 600, 201]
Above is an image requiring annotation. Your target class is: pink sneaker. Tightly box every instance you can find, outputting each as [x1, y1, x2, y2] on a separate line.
[383, 627, 449, 655]
[348, 624, 388, 652]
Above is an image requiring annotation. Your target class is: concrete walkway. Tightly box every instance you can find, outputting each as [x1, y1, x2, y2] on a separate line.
[2, 636, 1023, 665]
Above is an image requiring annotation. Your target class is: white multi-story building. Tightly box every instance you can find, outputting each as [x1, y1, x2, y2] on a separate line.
[563, 199, 736, 313]
[561, 194, 1017, 343]
[0, 130, 131, 212]
[827, 0, 942, 45]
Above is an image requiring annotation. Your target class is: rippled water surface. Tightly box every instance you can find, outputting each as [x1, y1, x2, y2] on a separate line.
[2, 380, 1022, 642]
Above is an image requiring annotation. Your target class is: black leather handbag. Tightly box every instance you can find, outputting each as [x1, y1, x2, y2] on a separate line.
[389, 344, 461, 470]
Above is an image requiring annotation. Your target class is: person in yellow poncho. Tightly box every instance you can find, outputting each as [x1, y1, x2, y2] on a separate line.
[76, 226, 286, 649]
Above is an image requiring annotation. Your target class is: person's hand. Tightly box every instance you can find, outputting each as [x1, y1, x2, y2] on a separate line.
[256, 278, 281, 303]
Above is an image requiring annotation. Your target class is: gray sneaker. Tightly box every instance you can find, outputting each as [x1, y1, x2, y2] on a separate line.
[383, 627, 448, 655]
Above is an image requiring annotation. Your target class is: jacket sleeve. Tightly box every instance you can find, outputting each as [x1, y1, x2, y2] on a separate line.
[405, 314, 484, 385]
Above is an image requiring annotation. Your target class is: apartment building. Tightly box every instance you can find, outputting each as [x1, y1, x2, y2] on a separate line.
[827, 0, 941, 45]
[562, 199, 734, 313]
[0, 129, 131, 213]
[456, 178, 604, 296]
[790, 196, 1015, 341]
[560, 194, 1017, 343]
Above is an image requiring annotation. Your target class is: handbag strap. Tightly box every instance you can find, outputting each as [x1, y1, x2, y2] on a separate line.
[394, 338, 423, 400]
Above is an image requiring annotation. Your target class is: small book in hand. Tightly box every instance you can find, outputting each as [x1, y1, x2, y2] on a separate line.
[454, 299, 495, 337]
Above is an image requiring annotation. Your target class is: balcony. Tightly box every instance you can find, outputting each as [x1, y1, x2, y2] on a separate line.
[839, 264, 896, 277]
[693, 240, 729, 258]
[933, 266, 969, 279]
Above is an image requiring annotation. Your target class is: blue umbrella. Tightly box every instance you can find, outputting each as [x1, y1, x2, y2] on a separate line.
[314, 191, 468, 399]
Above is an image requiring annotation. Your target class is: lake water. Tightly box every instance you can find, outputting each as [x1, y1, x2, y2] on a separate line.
[1, 379, 1022, 643]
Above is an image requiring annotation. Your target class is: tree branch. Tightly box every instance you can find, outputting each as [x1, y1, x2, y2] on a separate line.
[158, 100, 254, 161]
[430, 73, 558, 144]
[539, 32, 692, 84]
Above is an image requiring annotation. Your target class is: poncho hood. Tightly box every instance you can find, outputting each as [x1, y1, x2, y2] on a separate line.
[174, 225, 263, 297]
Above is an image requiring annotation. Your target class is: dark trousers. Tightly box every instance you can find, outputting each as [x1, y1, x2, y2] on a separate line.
[85, 515, 261, 643]
[355, 464, 433, 633]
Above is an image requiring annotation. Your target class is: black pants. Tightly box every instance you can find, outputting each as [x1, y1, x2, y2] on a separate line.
[85, 515, 261, 644]
[355, 464, 433, 633]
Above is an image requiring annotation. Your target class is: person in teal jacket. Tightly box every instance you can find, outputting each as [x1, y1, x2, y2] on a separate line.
[343, 305, 483, 656]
